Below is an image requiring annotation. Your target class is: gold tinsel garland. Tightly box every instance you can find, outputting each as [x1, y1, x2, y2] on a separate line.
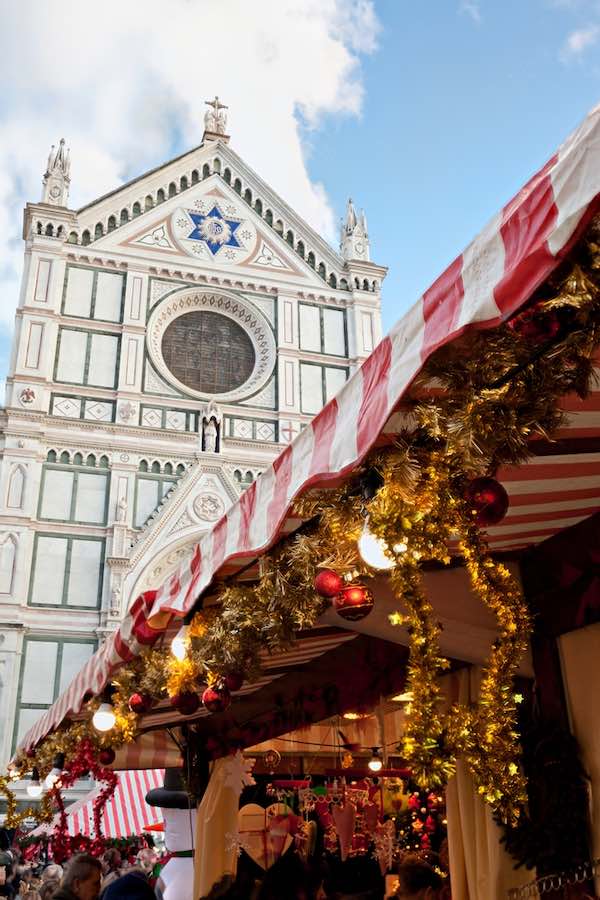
[13, 238, 600, 826]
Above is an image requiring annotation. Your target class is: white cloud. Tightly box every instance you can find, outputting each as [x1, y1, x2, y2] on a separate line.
[0, 0, 379, 332]
[560, 23, 600, 59]
[459, 0, 482, 24]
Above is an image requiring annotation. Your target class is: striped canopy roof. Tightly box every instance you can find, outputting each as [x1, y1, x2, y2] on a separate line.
[30, 769, 164, 838]
[19, 103, 600, 755]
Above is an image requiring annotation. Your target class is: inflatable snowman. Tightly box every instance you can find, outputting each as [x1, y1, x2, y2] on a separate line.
[146, 768, 196, 900]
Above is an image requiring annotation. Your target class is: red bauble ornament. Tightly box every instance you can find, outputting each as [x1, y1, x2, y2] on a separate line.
[314, 568, 345, 598]
[465, 476, 509, 527]
[333, 583, 374, 621]
[171, 691, 200, 716]
[128, 692, 153, 714]
[507, 305, 561, 344]
[224, 672, 244, 692]
[98, 748, 115, 766]
[202, 684, 231, 714]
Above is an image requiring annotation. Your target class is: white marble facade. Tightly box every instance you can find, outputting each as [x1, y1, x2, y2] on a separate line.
[0, 116, 386, 768]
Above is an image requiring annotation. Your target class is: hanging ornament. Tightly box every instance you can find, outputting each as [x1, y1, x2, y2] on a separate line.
[128, 692, 153, 714]
[224, 671, 245, 692]
[98, 748, 116, 766]
[263, 748, 282, 773]
[464, 476, 509, 526]
[202, 683, 231, 713]
[170, 691, 200, 716]
[314, 568, 345, 598]
[334, 583, 374, 622]
[507, 303, 561, 343]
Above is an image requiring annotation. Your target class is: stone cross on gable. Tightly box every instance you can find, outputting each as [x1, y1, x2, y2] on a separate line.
[204, 96, 229, 137]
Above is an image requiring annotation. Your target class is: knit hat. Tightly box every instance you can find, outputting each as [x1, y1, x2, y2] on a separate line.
[102, 870, 156, 900]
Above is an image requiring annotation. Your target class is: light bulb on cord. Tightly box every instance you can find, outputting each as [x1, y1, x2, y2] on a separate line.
[368, 747, 383, 773]
[92, 701, 116, 732]
[27, 768, 43, 798]
[44, 753, 65, 789]
[358, 519, 395, 570]
[171, 625, 188, 661]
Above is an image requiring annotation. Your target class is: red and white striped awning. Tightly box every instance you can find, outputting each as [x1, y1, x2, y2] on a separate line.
[31, 770, 164, 839]
[19, 103, 600, 755]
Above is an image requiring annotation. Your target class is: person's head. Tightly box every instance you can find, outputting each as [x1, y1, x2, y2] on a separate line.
[394, 859, 442, 899]
[61, 854, 102, 900]
[134, 848, 156, 874]
[42, 864, 63, 883]
[102, 870, 155, 900]
[39, 881, 59, 900]
[101, 849, 121, 874]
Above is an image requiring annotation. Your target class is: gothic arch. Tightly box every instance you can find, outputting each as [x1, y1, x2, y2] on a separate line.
[6, 465, 25, 510]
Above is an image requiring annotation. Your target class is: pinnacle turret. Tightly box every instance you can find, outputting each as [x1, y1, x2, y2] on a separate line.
[340, 197, 370, 262]
[41, 138, 70, 206]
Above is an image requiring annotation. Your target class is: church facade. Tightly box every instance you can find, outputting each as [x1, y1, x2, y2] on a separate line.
[0, 101, 385, 768]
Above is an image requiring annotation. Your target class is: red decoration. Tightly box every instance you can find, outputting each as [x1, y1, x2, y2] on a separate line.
[224, 671, 244, 692]
[314, 568, 345, 598]
[465, 476, 509, 527]
[507, 304, 561, 343]
[128, 692, 153, 714]
[47, 739, 118, 863]
[98, 748, 115, 766]
[170, 692, 200, 716]
[202, 684, 231, 713]
[333, 584, 374, 621]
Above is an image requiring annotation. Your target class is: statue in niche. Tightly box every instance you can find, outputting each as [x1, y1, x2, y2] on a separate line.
[200, 400, 222, 453]
[116, 495, 128, 523]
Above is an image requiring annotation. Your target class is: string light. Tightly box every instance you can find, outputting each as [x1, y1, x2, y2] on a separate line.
[92, 702, 116, 733]
[171, 625, 188, 661]
[27, 768, 43, 798]
[44, 753, 64, 789]
[368, 748, 383, 773]
[357, 519, 395, 570]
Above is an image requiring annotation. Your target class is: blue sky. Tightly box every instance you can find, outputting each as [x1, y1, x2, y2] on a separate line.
[1, 0, 600, 377]
[311, 0, 600, 331]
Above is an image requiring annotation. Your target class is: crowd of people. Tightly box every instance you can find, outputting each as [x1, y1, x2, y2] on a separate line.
[0, 851, 446, 900]
[1, 843, 446, 899]
[0, 847, 158, 900]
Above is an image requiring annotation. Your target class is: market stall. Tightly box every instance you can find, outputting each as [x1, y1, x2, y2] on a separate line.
[6, 103, 600, 899]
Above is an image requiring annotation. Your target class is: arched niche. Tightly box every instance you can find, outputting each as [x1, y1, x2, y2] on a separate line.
[6, 465, 25, 510]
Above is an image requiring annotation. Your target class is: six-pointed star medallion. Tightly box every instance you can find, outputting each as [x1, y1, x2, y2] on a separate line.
[187, 205, 243, 256]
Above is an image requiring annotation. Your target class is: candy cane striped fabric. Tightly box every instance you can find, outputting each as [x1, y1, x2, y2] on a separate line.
[19, 103, 600, 755]
[29, 769, 164, 838]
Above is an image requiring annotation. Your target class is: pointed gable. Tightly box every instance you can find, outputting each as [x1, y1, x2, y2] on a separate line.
[70, 140, 358, 292]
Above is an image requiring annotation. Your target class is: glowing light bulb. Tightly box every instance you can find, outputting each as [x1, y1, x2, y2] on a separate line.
[368, 748, 383, 773]
[393, 540, 408, 553]
[44, 768, 62, 789]
[357, 520, 395, 570]
[391, 691, 414, 703]
[27, 769, 43, 798]
[92, 702, 116, 732]
[171, 626, 188, 661]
